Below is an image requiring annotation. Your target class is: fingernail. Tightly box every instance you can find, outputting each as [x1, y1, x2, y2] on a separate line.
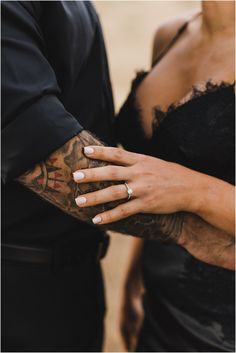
[75, 197, 87, 206]
[73, 171, 85, 181]
[84, 147, 94, 155]
[92, 216, 102, 224]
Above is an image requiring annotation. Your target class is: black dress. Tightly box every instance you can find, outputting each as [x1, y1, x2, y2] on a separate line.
[115, 22, 235, 352]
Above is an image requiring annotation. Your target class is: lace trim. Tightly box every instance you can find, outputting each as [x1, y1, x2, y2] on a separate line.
[152, 80, 235, 130]
[131, 71, 234, 137]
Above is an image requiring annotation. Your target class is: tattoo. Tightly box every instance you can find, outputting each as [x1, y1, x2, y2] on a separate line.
[102, 212, 185, 243]
[18, 130, 184, 242]
[179, 214, 235, 270]
[17, 130, 235, 269]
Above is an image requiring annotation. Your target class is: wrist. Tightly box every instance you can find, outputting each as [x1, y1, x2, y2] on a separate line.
[185, 171, 210, 215]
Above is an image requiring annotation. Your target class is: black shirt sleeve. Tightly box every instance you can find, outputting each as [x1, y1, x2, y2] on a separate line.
[1, 2, 83, 184]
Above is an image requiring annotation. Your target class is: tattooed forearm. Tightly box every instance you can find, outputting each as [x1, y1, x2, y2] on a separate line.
[103, 212, 234, 269]
[17, 130, 185, 242]
[102, 212, 185, 243]
[178, 214, 235, 269]
[17, 129, 235, 269]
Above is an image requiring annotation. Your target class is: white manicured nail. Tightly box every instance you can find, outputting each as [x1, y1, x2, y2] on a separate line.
[84, 147, 94, 155]
[92, 216, 102, 224]
[73, 171, 85, 181]
[75, 197, 87, 206]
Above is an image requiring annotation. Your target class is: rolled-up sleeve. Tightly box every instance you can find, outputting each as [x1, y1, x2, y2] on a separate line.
[1, 2, 83, 184]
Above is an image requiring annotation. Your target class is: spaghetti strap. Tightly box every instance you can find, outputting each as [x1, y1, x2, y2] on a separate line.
[152, 12, 201, 68]
[152, 22, 188, 67]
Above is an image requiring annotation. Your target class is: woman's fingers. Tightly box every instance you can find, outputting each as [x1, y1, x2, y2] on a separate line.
[75, 184, 130, 207]
[83, 146, 140, 166]
[91, 199, 141, 224]
[73, 165, 131, 183]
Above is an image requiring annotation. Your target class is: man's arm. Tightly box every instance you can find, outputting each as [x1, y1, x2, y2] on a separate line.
[17, 130, 184, 241]
[17, 130, 234, 269]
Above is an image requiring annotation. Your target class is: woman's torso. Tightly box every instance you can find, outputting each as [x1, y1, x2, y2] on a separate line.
[115, 15, 235, 351]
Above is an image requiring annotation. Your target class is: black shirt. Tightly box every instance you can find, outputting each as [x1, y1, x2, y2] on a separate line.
[2, 1, 114, 244]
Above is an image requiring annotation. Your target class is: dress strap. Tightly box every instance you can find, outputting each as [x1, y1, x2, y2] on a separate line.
[152, 13, 201, 68]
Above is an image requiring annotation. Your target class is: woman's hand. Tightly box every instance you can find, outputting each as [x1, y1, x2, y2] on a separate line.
[73, 146, 203, 225]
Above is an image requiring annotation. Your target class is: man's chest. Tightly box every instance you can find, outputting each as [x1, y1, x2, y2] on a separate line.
[40, 1, 97, 86]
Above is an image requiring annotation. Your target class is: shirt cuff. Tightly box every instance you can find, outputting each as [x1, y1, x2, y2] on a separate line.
[2, 95, 83, 183]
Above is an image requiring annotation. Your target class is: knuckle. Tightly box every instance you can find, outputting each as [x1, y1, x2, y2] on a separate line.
[112, 186, 124, 199]
[129, 165, 137, 177]
[87, 169, 94, 180]
[139, 154, 148, 163]
[114, 148, 123, 160]
[109, 166, 118, 179]
[120, 206, 128, 217]
[104, 212, 112, 223]
[91, 193, 98, 204]
[98, 147, 105, 156]
[131, 167, 141, 180]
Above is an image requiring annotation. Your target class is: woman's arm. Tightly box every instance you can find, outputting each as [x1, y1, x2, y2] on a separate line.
[74, 146, 235, 236]
[18, 132, 234, 269]
[195, 173, 235, 236]
[120, 238, 144, 351]
[17, 130, 186, 242]
[151, 18, 235, 234]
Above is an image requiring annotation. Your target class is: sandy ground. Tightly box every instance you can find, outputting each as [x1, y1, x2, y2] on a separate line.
[94, 2, 199, 351]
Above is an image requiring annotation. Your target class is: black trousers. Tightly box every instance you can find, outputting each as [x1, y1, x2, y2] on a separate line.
[1, 258, 105, 352]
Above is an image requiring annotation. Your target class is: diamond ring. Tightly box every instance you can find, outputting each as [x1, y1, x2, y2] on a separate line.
[124, 182, 133, 201]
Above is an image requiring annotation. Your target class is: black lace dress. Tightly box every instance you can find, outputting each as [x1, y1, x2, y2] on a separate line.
[115, 24, 235, 352]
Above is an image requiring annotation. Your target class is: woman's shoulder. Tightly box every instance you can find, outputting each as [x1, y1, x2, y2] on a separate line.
[152, 12, 196, 64]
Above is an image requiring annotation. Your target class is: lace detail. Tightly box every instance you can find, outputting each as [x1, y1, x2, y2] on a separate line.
[131, 71, 235, 138]
[151, 80, 235, 131]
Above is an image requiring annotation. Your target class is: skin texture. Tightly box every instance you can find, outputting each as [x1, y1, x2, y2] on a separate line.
[18, 130, 235, 269]
[18, 130, 184, 243]
[74, 146, 235, 236]
[137, 7, 235, 138]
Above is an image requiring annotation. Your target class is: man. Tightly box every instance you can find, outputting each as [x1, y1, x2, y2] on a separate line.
[2, 1, 114, 351]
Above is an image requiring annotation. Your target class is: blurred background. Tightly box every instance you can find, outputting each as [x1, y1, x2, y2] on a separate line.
[94, 1, 199, 351]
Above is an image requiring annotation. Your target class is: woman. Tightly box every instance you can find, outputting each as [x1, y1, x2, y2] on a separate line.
[73, 1, 235, 351]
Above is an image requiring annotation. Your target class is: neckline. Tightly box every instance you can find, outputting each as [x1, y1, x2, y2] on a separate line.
[132, 72, 235, 136]
[132, 11, 235, 136]
[154, 79, 235, 116]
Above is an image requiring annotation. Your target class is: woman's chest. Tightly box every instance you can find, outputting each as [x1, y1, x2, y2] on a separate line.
[136, 48, 233, 137]
[149, 86, 235, 183]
